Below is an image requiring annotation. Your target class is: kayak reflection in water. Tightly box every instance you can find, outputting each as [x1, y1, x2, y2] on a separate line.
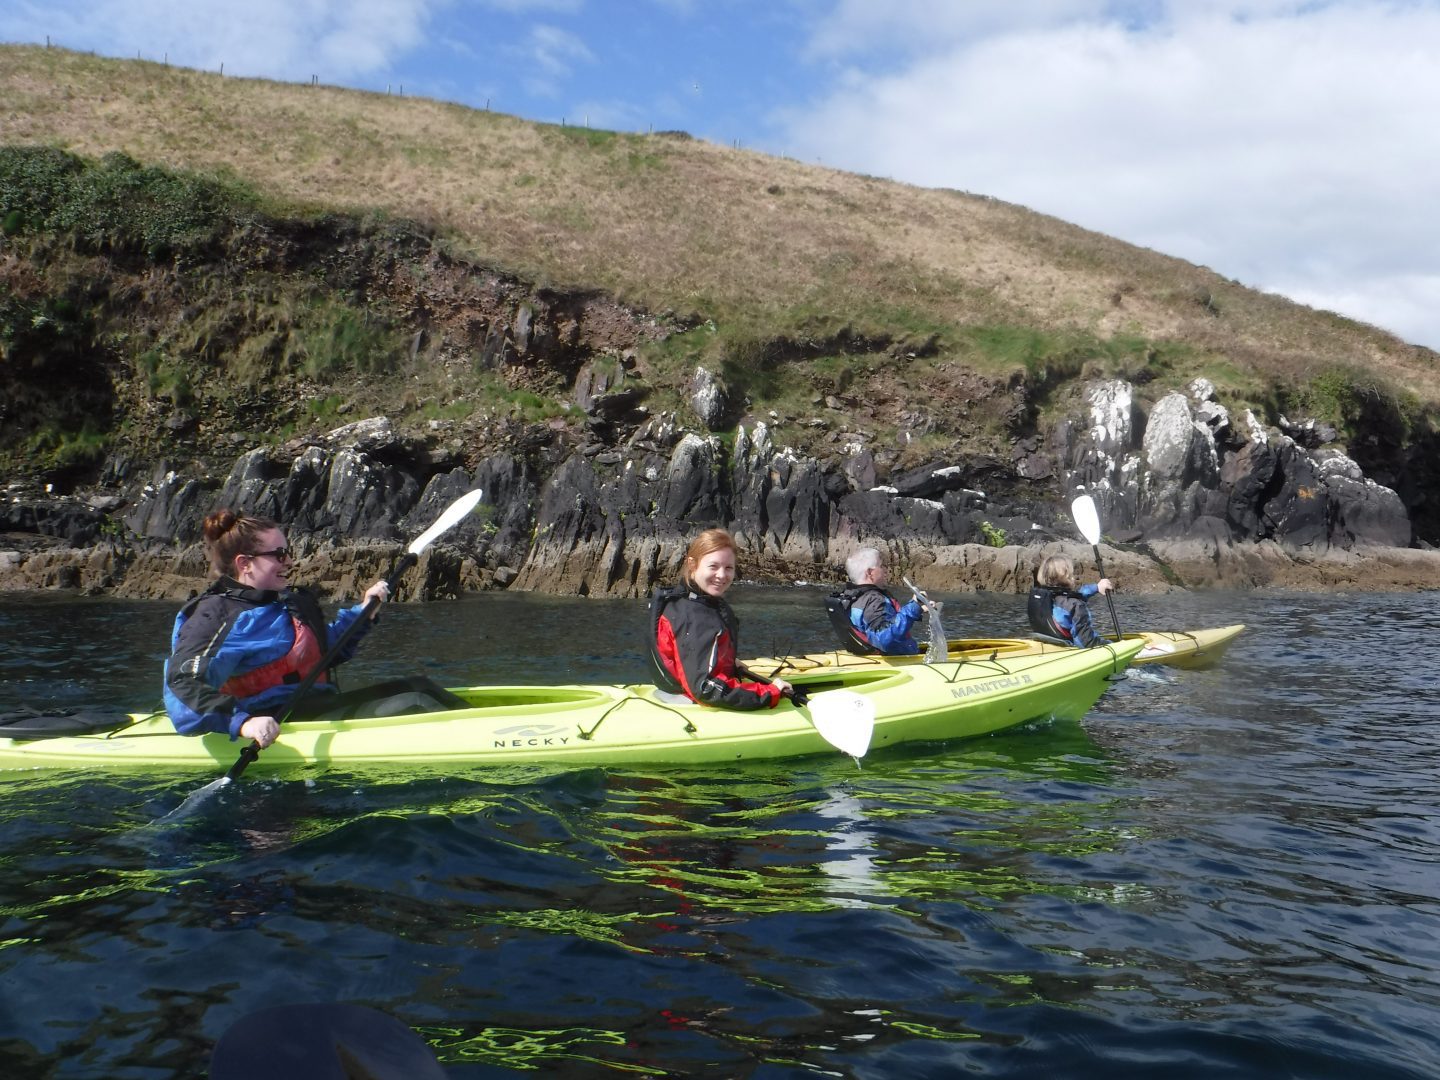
[163, 508, 462, 747]
[648, 528, 795, 709]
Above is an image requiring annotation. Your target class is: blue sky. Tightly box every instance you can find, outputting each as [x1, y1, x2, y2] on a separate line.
[4, 0, 1439, 351]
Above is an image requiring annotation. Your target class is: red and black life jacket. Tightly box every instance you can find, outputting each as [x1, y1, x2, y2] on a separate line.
[647, 583, 691, 695]
[219, 615, 327, 697]
[648, 582, 780, 709]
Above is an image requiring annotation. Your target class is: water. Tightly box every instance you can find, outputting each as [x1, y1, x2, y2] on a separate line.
[1, 586, 1439, 1078]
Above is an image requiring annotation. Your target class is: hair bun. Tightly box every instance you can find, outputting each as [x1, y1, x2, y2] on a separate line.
[202, 508, 239, 544]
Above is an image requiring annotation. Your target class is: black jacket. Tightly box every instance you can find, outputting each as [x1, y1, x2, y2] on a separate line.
[649, 584, 780, 709]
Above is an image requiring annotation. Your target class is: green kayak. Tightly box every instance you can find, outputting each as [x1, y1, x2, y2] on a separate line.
[0, 639, 1141, 772]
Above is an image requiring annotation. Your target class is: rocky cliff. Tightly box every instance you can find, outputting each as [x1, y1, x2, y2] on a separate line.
[5, 146, 1438, 601]
[6, 374, 1437, 603]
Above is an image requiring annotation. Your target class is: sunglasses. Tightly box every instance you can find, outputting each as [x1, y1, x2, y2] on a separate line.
[245, 547, 293, 562]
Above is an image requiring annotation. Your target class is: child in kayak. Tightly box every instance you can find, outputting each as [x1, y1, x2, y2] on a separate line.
[1027, 554, 1114, 647]
[648, 528, 795, 709]
[828, 546, 930, 655]
[164, 508, 393, 747]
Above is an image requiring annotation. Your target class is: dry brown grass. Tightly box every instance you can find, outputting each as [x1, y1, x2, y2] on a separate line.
[4, 43, 1438, 406]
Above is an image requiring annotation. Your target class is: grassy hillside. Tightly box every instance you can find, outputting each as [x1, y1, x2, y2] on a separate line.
[2, 43, 1437, 476]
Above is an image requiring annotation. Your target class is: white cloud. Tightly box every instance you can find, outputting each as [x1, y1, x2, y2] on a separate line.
[1278, 274, 1440, 348]
[527, 22, 594, 78]
[1, 0, 440, 81]
[782, 1, 1440, 349]
[805, 0, 1111, 58]
[511, 22, 594, 97]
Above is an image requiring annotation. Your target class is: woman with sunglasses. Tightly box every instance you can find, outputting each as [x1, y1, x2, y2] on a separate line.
[163, 508, 391, 747]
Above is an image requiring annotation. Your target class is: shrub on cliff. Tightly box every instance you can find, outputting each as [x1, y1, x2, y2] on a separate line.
[0, 145, 259, 257]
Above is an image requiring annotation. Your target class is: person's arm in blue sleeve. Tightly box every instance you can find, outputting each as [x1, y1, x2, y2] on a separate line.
[164, 602, 253, 738]
[1057, 599, 1103, 647]
[325, 604, 374, 663]
[857, 595, 923, 654]
[323, 579, 391, 661]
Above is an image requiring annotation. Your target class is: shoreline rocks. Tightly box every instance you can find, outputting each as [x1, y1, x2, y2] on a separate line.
[5, 375, 1438, 601]
[5, 533, 1440, 603]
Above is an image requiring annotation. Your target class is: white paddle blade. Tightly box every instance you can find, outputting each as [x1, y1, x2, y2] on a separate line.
[1070, 494, 1103, 545]
[924, 601, 948, 665]
[807, 690, 875, 758]
[407, 488, 484, 556]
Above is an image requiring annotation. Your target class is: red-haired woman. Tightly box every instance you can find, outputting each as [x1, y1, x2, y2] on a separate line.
[163, 508, 390, 747]
[648, 528, 794, 710]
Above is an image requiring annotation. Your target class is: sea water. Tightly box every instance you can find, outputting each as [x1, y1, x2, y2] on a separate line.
[0, 586, 1437, 1078]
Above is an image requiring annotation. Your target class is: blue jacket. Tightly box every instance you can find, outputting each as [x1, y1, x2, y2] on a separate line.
[163, 579, 371, 738]
[847, 586, 924, 655]
[1028, 582, 1104, 647]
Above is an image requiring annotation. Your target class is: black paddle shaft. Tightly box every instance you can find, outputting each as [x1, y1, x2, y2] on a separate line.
[224, 551, 419, 782]
[1090, 543, 1123, 640]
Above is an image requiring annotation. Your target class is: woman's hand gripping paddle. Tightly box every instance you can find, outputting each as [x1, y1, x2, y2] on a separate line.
[1070, 494, 1123, 640]
[164, 489, 485, 819]
[787, 686, 875, 760]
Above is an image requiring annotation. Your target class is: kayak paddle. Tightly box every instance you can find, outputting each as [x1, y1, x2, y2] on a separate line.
[235, 486, 485, 774]
[165, 488, 484, 817]
[789, 687, 875, 759]
[210, 1002, 447, 1080]
[1070, 494, 1123, 640]
[902, 575, 949, 664]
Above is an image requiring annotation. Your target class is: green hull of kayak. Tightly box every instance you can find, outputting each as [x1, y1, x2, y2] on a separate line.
[0, 640, 1142, 772]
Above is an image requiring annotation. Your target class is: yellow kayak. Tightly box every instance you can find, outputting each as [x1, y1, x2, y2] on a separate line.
[0, 640, 1143, 772]
[749, 624, 1244, 675]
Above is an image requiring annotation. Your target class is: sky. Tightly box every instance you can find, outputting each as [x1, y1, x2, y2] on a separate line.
[4, 0, 1439, 351]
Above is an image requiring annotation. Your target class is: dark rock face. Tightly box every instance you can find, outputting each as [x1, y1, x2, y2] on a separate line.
[1220, 440, 1278, 539]
[0, 366, 1423, 599]
[1051, 380, 1411, 556]
[0, 496, 109, 545]
[1262, 441, 1329, 547]
[1319, 456, 1412, 549]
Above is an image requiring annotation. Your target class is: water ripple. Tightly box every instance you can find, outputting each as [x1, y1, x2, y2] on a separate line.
[3, 590, 1440, 1076]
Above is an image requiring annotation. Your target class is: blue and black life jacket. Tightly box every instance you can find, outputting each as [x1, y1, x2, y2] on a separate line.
[1028, 581, 1081, 640]
[824, 584, 892, 655]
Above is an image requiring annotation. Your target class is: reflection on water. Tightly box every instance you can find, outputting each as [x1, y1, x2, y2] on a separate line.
[2, 588, 1440, 1077]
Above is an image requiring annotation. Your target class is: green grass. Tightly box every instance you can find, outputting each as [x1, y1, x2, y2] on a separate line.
[0, 144, 260, 257]
[294, 302, 401, 378]
[419, 399, 476, 422]
[550, 125, 620, 150]
[4, 43, 1440, 492]
[25, 420, 108, 469]
[137, 349, 193, 406]
[305, 394, 347, 422]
